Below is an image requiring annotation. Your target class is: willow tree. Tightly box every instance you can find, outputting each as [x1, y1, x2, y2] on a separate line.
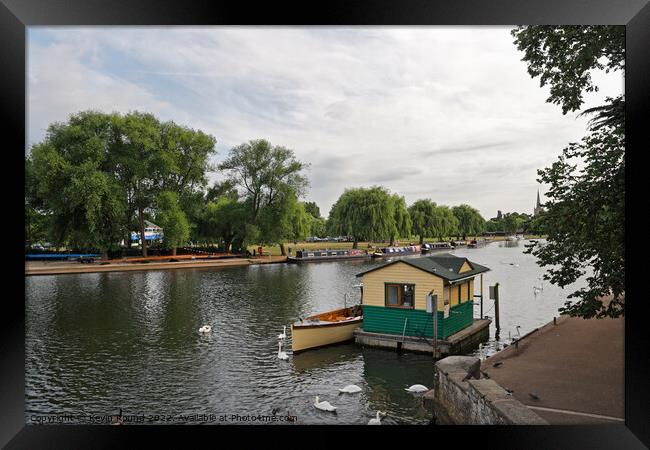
[409, 199, 436, 245]
[328, 186, 396, 248]
[389, 194, 411, 246]
[431, 205, 459, 242]
[451, 204, 485, 240]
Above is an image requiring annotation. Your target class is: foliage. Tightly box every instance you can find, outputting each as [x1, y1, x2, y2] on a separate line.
[511, 26, 624, 114]
[527, 127, 624, 318]
[328, 186, 396, 248]
[197, 195, 247, 251]
[514, 25, 625, 318]
[389, 194, 411, 245]
[155, 191, 190, 254]
[408, 199, 437, 244]
[431, 205, 459, 241]
[218, 139, 309, 222]
[451, 204, 485, 240]
[26, 110, 217, 256]
[304, 201, 321, 219]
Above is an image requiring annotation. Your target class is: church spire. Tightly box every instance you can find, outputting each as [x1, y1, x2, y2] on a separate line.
[534, 190, 543, 216]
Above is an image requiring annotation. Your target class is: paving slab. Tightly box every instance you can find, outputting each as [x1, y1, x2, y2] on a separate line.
[481, 310, 624, 424]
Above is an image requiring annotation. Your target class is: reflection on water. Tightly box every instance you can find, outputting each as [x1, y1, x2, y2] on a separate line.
[25, 240, 583, 424]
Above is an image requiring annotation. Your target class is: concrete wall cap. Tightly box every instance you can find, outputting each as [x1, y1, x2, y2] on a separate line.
[436, 356, 480, 375]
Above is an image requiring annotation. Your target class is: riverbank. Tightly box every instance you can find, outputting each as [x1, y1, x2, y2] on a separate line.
[428, 299, 623, 424]
[247, 235, 531, 257]
[25, 256, 287, 276]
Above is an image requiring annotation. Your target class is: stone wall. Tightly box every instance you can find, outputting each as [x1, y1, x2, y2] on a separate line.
[428, 356, 547, 425]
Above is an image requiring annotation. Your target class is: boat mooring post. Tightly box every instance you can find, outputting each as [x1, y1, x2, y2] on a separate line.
[494, 283, 501, 338]
[479, 274, 483, 319]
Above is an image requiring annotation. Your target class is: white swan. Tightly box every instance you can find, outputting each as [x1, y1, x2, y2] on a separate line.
[277, 341, 288, 360]
[368, 411, 386, 425]
[198, 325, 212, 333]
[405, 384, 429, 393]
[338, 384, 362, 394]
[278, 325, 287, 340]
[314, 396, 337, 412]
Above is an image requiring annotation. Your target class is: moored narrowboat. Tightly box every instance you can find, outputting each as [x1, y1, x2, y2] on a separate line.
[371, 245, 421, 258]
[287, 248, 370, 263]
[421, 242, 453, 253]
[291, 306, 363, 353]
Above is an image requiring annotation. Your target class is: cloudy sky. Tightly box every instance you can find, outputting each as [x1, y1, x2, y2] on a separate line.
[27, 27, 623, 219]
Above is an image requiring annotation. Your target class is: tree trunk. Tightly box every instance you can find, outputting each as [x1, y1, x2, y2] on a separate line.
[279, 243, 286, 256]
[419, 235, 424, 245]
[352, 240, 358, 249]
[172, 246, 177, 256]
[389, 235, 395, 247]
[138, 206, 147, 257]
[102, 251, 108, 261]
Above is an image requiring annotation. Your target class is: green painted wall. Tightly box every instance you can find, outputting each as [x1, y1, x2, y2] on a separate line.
[362, 301, 474, 339]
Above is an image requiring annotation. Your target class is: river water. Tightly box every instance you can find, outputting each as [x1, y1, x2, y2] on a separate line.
[25, 239, 584, 425]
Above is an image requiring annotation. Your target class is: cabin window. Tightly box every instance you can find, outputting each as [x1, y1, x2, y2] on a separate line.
[385, 284, 415, 309]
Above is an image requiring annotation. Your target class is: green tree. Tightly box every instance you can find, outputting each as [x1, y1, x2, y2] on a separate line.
[328, 186, 395, 249]
[409, 199, 437, 245]
[310, 216, 327, 237]
[28, 111, 127, 258]
[197, 195, 247, 251]
[513, 25, 625, 318]
[511, 26, 624, 114]
[304, 201, 321, 219]
[431, 205, 459, 242]
[219, 139, 309, 222]
[113, 113, 216, 256]
[503, 213, 519, 235]
[389, 194, 411, 246]
[155, 191, 190, 256]
[218, 139, 309, 254]
[451, 204, 485, 240]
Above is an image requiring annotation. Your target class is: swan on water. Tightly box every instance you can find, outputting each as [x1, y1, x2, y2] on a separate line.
[405, 384, 429, 393]
[198, 325, 212, 333]
[277, 341, 289, 360]
[368, 411, 386, 425]
[338, 384, 362, 394]
[314, 396, 337, 412]
[278, 325, 287, 340]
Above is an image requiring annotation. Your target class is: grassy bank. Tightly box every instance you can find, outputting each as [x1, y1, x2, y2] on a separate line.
[246, 235, 531, 257]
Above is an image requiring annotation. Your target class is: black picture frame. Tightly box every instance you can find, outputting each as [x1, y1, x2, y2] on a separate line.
[2, 0, 648, 447]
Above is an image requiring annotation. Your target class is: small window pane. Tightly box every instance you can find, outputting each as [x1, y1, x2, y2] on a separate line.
[387, 285, 399, 305]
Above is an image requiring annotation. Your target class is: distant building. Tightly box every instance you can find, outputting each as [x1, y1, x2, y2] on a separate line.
[533, 190, 544, 216]
[496, 210, 502, 220]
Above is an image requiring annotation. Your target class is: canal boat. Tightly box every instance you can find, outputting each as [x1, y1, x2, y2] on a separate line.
[287, 248, 370, 263]
[467, 239, 488, 248]
[291, 306, 363, 353]
[371, 245, 421, 258]
[421, 242, 453, 253]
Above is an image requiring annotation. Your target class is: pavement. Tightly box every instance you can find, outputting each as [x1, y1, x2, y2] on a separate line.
[481, 307, 624, 424]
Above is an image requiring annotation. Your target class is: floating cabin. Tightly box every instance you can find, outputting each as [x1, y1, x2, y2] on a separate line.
[355, 254, 490, 341]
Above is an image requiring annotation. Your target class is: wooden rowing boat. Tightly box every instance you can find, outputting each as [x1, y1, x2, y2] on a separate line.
[291, 306, 363, 353]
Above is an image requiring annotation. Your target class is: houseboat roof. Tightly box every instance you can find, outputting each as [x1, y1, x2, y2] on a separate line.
[355, 253, 490, 281]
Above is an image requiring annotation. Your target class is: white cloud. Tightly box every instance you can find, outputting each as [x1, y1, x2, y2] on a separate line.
[27, 26, 624, 219]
